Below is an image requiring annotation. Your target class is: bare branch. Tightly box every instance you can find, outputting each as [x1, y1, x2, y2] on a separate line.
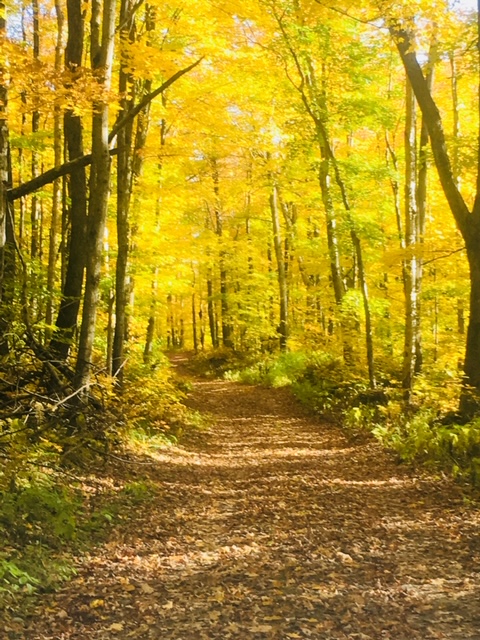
[422, 246, 466, 266]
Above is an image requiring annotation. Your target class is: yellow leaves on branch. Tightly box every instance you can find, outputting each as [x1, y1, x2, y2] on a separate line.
[120, 40, 184, 82]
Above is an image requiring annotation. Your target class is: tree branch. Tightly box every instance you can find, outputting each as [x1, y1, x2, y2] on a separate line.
[7, 57, 204, 201]
[108, 56, 204, 143]
[389, 23, 471, 237]
[8, 150, 117, 201]
[422, 246, 466, 266]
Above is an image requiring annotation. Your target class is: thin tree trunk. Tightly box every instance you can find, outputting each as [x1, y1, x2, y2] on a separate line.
[450, 50, 465, 337]
[141, 91, 161, 366]
[112, 0, 135, 384]
[75, 0, 116, 389]
[106, 290, 115, 374]
[207, 275, 218, 348]
[191, 267, 198, 353]
[30, 0, 40, 262]
[270, 182, 288, 352]
[211, 159, 233, 349]
[45, 0, 64, 341]
[414, 39, 436, 375]
[199, 301, 205, 350]
[192, 292, 198, 353]
[0, 2, 15, 354]
[318, 150, 344, 307]
[402, 79, 419, 402]
[143, 268, 157, 364]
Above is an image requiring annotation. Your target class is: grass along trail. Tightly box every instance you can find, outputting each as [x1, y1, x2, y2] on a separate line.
[20, 361, 480, 639]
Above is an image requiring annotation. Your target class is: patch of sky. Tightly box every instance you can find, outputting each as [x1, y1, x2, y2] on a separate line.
[451, 0, 477, 10]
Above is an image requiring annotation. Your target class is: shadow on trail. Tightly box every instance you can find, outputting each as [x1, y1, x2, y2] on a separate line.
[22, 369, 480, 640]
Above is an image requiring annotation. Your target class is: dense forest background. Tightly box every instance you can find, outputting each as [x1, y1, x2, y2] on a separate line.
[2, 0, 480, 606]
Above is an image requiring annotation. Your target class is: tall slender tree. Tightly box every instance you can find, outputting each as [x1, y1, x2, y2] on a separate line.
[75, 0, 117, 389]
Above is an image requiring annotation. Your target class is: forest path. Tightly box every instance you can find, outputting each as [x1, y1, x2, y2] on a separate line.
[25, 356, 480, 639]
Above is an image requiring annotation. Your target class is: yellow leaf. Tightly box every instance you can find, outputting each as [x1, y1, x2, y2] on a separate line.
[90, 599, 104, 609]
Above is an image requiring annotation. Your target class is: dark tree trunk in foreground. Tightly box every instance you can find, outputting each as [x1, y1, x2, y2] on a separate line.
[49, 0, 87, 359]
[391, 20, 480, 416]
[0, 2, 15, 354]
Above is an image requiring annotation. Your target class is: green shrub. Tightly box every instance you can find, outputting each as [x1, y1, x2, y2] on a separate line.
[123, 355, 204, 441]
[369, 399, 480, 484]
[291, 379, 336, 412]
[0, 474, 81, 546]
[0, 558, 40, 595]
[343, 405, 382, 435]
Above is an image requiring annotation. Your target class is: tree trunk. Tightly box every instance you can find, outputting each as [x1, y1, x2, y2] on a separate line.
[30, 0, 40, 263]
[270, 182, 288, 351]
[45, 0, 64, 341]
[391, 22, 480, 415]
[143, 269, 157, 364]
[414, 39, 436, 376]
[199, 302, 205, 350]
[192, 291, 198, 353]
[402, 79, 419, 402]
[211, 159, 233, 349]
[75, 0, 116, 389]
[0, 2, 15, 354]
[207, 275, 218, 348]
[49, 0, 87, 359]
[112, 0, 135, 384]
[142, 100, 162, 365]
[449, 50, 466, 340]
[106, 289, 115, 374]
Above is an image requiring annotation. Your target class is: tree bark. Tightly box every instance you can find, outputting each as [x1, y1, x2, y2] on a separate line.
[30, 0, 40, 262]
[112, 0, 136, 384]
[49, 0, 87, 359]
[0, 1, 15, 354]
[402, 79, 418, 402]
[207, 274, 218, 348]
[143, 268, 158, 364]
[45, 0, 64, 341]
[75, 0, 116, 389]
[270, 182, 288, 351]
[211, 158, 233, 349]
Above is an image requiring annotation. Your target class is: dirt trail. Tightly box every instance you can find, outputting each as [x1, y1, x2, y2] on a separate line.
[22, 359, 480, 639]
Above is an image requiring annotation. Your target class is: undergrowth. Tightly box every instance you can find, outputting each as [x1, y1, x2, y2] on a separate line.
[218, 348, 480, 486]
[0, 351, 201, 611]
